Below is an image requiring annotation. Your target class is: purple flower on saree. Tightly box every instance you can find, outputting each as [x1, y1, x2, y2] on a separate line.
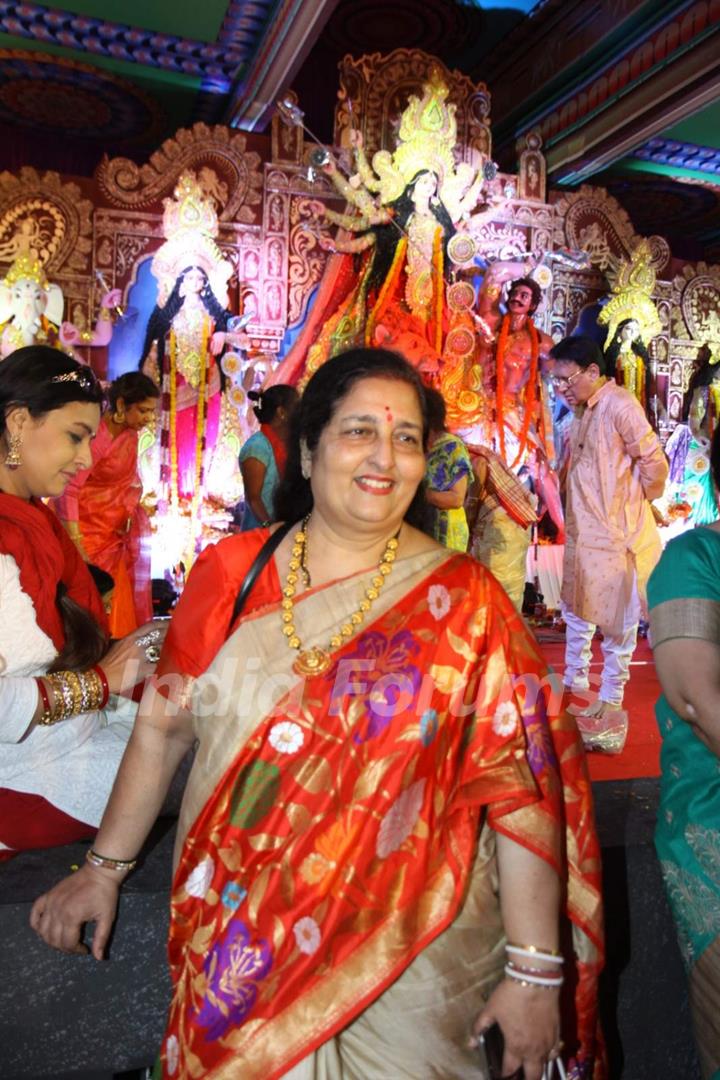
[195, 918, 272, 1042]
[520, 701, 558, 777]
[330, 630, 422, 741]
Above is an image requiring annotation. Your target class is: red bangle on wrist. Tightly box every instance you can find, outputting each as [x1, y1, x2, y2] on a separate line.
[93, 665, 110, 708]
[36, 677, 51, 716]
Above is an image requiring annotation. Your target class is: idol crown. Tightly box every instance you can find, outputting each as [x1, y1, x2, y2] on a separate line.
[4, 253, 48, 288]
[162, 172, 218, 243]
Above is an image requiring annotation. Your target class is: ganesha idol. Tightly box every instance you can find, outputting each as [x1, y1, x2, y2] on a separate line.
[0, 253, 121, 360]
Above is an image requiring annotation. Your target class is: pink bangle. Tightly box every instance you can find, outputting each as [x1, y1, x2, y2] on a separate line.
[93, 665, 110, 708]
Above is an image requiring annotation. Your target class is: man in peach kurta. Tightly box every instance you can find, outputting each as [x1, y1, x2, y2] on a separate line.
[551, 336, 668, 752]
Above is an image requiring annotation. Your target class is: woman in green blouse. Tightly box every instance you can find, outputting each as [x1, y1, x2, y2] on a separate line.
[649, 424, 720, 1079]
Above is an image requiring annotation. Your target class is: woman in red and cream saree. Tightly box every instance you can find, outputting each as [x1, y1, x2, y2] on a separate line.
[146, 526, 603, 1079]
[34, 350, 603, 1079]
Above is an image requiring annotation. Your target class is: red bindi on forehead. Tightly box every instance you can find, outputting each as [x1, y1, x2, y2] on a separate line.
[385, 406, 393, 422]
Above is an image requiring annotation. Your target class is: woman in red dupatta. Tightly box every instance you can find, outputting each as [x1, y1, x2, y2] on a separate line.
[33, 349, 604, 1080]
[53, 372, 159, 637]
[0, 347, 162, 856]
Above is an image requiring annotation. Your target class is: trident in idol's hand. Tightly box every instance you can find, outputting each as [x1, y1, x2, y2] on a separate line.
[94, 270, 125, 319]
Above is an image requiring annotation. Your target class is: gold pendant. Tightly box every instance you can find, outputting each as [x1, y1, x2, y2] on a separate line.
[292, 646, 331, 677]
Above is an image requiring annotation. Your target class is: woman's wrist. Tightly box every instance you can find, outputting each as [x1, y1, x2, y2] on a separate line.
[36, 667, 108, 726]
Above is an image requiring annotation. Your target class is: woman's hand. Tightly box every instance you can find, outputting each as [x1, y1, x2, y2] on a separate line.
[472, 977, 561, 1080]
[30, 863, 122, 960]
[317, 234, 336, 253]
[349, 129, 363, 150]
[101, 620, 169, 697]
[307, 199, 326, 219]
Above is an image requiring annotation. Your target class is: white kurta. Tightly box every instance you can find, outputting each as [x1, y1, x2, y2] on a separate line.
[0, 552, 135, 831]
[562, 379, 668, 634]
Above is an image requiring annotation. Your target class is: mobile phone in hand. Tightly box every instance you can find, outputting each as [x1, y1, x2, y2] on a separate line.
[476, 1022, 524, 1079]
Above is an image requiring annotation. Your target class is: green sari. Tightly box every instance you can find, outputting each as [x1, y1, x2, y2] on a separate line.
[648, 526, 720, 1079]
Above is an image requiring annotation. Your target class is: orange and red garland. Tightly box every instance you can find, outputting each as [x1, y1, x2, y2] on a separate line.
[495, 313, 540, 469]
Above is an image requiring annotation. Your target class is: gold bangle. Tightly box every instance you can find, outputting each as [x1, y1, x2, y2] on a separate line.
[86, 848, 138, 872]
[64, 670, 84, 717]
[46, 672, 73, 720]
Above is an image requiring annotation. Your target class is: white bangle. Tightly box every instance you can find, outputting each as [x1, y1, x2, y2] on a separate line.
[506, 944, 564, 965]
[504, 964, 564, 988]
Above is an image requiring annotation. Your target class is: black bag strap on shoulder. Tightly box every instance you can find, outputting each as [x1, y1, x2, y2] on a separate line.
[227, 520, 295, 633]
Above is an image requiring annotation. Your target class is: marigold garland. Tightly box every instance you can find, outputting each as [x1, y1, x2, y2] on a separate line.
[495, 314, 539, 469]
[433, 225, 443, 354]
[168, 317, 211, 564]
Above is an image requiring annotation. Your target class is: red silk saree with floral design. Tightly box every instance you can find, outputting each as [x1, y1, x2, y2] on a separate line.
[154, 534, 604, 1079]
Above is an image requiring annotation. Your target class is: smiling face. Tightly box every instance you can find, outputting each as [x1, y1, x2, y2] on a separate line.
[308, 376, 426, 538]
[2, 401, 101, 499]
[508, 284, 535, 318]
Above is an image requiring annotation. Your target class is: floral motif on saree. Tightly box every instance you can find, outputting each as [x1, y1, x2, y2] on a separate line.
[160, 554, 603, 1079]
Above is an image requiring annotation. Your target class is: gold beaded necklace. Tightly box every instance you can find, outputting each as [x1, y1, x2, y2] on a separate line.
[281, 515, 400, 676]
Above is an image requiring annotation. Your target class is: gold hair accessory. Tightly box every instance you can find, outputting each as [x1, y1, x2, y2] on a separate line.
[281, 515, 399, 676]
[4, 432, 22, 468]
[51, 369, 97, 391]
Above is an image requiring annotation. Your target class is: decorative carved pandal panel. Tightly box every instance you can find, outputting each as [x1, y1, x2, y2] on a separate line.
[334, 49, 491, 165]
[0, 46, 713, 441]
[516, 131, 546, 204]
[665, 262, 720, 424]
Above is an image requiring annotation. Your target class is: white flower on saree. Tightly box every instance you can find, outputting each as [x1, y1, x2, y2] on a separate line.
[184, 857, 215, 899]
[688, 449, 710, 477]
[165, 1035, 179, 1076]
[492, 701, 519, 737]
[376, 779, 426, 858]
[428, 584, 451, 621]
[293, 916, 321, 955]
[268, 720, 304, 755]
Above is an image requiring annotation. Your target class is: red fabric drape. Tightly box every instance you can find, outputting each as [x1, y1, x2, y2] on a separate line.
[0, 493, 107, 650]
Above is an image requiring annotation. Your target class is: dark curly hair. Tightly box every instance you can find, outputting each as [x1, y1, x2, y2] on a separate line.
[273, 347, 430, 528]
[366, 171, 456, 295]
[509, 276, 542, 315]
[139, 266, 231, 388]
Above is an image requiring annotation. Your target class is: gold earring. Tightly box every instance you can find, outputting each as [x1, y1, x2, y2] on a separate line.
[113, 410, 125, 425]
[4, 432, 22, 468]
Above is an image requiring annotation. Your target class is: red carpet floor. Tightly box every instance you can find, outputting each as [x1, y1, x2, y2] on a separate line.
[536, 629, 661, 781]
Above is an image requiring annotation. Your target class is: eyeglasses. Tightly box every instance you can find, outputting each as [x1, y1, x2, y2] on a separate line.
[551, 369, 584, 389]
